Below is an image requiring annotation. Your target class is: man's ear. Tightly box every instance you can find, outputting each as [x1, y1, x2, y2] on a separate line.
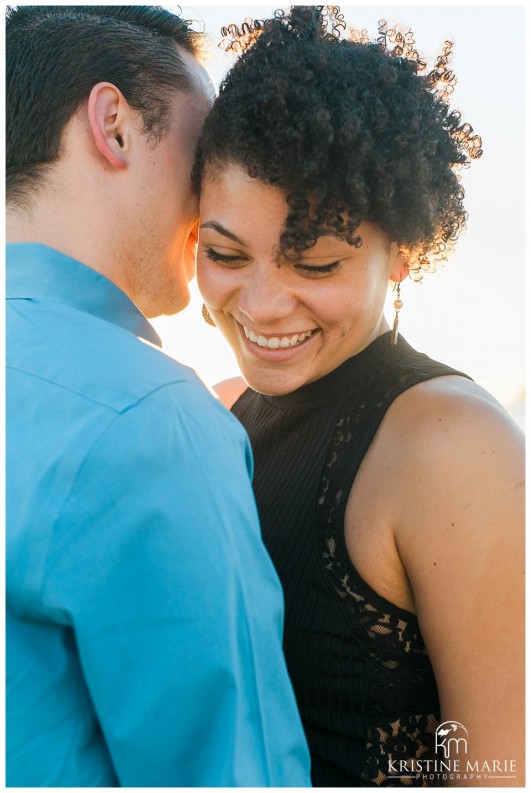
[87, 82, 131, 170]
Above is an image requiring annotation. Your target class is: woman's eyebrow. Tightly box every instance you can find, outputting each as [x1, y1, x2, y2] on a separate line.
[200, 221, 246, 246]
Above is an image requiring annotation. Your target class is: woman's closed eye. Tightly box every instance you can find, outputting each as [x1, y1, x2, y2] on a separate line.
[202, 246, 341, 276]
[294, 260, 341, 276]
[202, 247, 247, 266]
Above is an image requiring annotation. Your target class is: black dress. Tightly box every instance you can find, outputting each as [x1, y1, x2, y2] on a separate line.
[232, 332, 471, 787]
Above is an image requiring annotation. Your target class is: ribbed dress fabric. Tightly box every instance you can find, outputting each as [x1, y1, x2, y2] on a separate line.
[232, 332, 471, 787]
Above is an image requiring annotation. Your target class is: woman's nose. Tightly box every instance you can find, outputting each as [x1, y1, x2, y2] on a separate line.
[237, 266, 297, 326]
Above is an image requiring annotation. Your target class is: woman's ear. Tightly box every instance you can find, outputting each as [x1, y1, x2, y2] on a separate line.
[389, 248, 409, 283]
[87, 82, 130, 170]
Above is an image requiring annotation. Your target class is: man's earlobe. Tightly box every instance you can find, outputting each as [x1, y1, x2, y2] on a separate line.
[87, 82, 129, 170]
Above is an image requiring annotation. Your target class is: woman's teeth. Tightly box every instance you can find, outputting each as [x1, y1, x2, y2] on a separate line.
[244, 326, 314, 349]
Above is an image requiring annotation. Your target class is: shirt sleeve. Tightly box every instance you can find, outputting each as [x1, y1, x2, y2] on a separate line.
[42, 380, 310, 787]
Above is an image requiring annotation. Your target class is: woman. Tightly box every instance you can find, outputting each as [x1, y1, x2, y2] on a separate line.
[194, 7, 524, 786]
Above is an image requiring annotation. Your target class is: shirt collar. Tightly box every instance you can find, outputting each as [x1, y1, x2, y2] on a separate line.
[6, 243, 162, 348]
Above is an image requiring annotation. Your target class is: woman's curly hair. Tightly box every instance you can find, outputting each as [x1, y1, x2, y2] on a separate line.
[195, 5, 482, 276]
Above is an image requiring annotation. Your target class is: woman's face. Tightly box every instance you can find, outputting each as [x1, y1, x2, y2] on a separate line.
[197, 164, 403, 396]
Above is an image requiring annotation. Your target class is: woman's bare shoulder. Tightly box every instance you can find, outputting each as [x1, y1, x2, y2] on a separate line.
[387, 372, 524, 615]
[380, 372, 524, 576]
[389, 374, 523, 458]
[213, 376, 248, 409]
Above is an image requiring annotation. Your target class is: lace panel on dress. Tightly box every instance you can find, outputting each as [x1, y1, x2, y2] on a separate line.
[317, 407, 443, 787]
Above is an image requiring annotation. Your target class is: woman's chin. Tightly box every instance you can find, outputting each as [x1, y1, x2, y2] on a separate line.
[239, 367, 307, 396]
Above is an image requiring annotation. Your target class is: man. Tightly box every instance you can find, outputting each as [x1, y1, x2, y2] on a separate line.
[5, 6, 310, 787]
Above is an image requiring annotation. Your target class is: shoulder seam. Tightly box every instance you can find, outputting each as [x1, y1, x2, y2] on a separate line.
[7, 364, 203, 415]
[118, 379, 208, 415]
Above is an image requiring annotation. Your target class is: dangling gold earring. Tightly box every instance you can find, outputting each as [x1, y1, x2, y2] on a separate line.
[201, 303, 216, 327]
[391, 282, 403, 347]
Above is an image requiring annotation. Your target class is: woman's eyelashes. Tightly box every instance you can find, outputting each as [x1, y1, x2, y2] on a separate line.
[294, 261, 341, 275]
[203, 247, 247, 266]
[203, 246, 341, 275]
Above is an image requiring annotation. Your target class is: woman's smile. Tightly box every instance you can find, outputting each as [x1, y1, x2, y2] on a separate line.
[239, 320, 320, 354]
[243, 324, 318, 349]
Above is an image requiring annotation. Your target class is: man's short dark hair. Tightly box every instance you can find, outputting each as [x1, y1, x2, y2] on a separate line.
[6, 5, 203, 205]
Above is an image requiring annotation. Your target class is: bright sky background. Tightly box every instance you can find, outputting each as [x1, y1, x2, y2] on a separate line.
[154, 4, 525, 426]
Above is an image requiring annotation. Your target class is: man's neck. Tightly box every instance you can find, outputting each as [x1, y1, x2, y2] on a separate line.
[6, 202, 130, 299]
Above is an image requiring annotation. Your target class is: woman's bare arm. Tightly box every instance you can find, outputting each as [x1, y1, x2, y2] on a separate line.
[394, 379, 524, 786]
[214, 377, 247, 409]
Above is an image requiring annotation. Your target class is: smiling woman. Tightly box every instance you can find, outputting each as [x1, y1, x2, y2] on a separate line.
[154, 4, 524, 421]
[191, 5, 525, 787]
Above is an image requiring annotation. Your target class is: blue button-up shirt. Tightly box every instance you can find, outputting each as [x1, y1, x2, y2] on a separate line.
[6, 243, 310, 787]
